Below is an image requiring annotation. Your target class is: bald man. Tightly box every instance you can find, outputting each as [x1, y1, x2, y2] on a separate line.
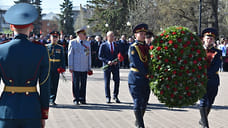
[98, 31, 121, 103]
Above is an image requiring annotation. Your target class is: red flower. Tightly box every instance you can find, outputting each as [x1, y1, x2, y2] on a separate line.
[198, 66, 202, 70]
[160, 33, 164, 36]
[151, 54, 154, 58]
[186, 41, 191, 45]
[157, 56, 160, 60]
[173, 70, 177, 74]
[150, 45, 154, 50]
[183, 44, 188, 48]
[174, 44, 178, 48]
[193, 60, 197, 64]
[166, 35, 169, 38]
[196, 49, 201, 54]
[157, 47, 161, 51]
[185, 86, 189, 90]
[183, 60, 187, 64]
[164, 46, 168, 50]
[186, 70, 190, 74]
[166, 85, 170, 88]
[187, 92, 191, 96]
[190, 36, 194, 40]
[160, 90, 164, 95]
[178, 72, 182, 76]
[192, 69, 195, 73]
[177, 38, 182, 42]
[164, 59, 169, 63]
[174, 81, 178, 84]
[160, 40, 164, 43]
[150, 75, 154, 79]
[168, 40, 173, 44]
[181, 31, 185, 34]
[180, 66, 184, 70]
[191, 48, 195, 51]
[179, 96, 183, 99]
[195, 42, 199, 45]
[198, 58, 202, 61]
[171, 94, 174, 98]
[172, 61, 176, 64]
[172, 32, 177, 35]
[188, 54, 193, 58]
[173, 88, 177, 92]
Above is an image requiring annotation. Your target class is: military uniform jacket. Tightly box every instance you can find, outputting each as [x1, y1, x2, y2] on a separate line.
[128, 41, 149, 85]
[46, 43, 65, 72]
[68, 38, 91, 72]
[0, 34, 50, 119]
[206, 46, 222, 86]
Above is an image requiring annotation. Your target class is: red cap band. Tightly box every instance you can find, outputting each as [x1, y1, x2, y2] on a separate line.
[12, 23, 32, 29]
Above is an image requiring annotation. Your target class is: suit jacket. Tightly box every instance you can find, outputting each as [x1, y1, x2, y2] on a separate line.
[0, 34, 50, 119]
[98, 41, 120, 69]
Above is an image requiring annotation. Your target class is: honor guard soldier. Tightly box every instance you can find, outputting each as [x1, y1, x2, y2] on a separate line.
[0, 3, 50, 128]
[46, 31, 66, 106]
[199, 28, 222, 128]
[128, 24, 151, 128]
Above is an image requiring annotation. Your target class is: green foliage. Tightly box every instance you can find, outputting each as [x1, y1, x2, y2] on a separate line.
[59, 0, 75, 35]
[87, 0, 132, 36]
[149, 26, 207, 107]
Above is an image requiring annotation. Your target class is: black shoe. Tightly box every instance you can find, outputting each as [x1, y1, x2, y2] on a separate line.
[80, 101, 86, 104]
[106, 98, 111, 103]
[113, 97, 121, 103]
[49, 102, 57, 106]
[73, 101, 80, 105]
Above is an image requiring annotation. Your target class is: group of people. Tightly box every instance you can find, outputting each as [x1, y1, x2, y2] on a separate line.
[0, 3, 223, 128]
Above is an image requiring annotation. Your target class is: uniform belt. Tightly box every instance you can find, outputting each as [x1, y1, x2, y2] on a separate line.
[49, 59, 61, 62]
[4, 86, 37, 93]
[130, 67, 139, 72]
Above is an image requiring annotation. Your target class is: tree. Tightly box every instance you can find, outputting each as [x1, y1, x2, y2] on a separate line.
[59, 0, 75, 35]
[87, 0, 133, 37]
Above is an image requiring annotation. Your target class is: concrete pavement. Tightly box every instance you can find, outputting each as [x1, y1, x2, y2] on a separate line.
[46, 68, 228, 128]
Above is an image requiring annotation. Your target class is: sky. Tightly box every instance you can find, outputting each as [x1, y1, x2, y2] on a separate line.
[0, 0, 87, 14]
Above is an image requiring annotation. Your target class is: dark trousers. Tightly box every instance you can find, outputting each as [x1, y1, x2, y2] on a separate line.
[0, 119, 41, 128]
[200, 83, 218, 108]
[72, 71, 87, 102]
[49, 71, 60, 103]
[129, 84, 150, 110]
[104, 67, 120, 98]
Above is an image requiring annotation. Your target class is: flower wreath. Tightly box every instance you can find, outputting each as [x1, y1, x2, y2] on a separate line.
[149, 26, 207, 107]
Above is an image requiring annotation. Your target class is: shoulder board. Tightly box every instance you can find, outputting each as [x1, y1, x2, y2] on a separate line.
[0, 40, 11, 44]
[32, 40, 45, 46]
[56, 43, 63, 47]
[131, 42, 137, 47]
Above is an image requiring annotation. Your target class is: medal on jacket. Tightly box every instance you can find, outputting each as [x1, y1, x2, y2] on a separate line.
[81, 41, 90, 56]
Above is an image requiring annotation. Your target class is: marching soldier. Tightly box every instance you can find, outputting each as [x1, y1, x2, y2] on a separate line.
[128, 24, 151, 128]
[0, 3, 50, 128]
[199, 28, 222, 128]
[46, 31, 66, 106]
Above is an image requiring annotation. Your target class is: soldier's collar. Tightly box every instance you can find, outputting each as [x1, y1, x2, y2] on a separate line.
[136, 40, 145, 45]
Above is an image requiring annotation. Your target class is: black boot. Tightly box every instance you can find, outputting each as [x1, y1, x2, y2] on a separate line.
[134, 110, 145, 128]
[199, 107, 209, 128]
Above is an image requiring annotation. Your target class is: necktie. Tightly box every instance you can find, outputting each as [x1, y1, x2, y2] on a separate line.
[110, 42, 113, 54]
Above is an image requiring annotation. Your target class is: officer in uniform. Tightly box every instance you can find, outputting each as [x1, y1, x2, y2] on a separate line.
[46, 31, 65, 106]
[128, 24, 151, 128]
[0, 3, 50, 128]
[199, 28, 222, 128]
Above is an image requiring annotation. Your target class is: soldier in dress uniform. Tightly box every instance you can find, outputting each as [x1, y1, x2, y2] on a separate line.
[46, 31, 66, 106]
[128, 24, 151, 128]
[199, 28, 222, 128]
[0, 3, 50, 128]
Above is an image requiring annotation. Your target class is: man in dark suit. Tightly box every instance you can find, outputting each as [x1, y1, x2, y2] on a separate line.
[0, 3, 50, 128]
[98, 31, 121, 103]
